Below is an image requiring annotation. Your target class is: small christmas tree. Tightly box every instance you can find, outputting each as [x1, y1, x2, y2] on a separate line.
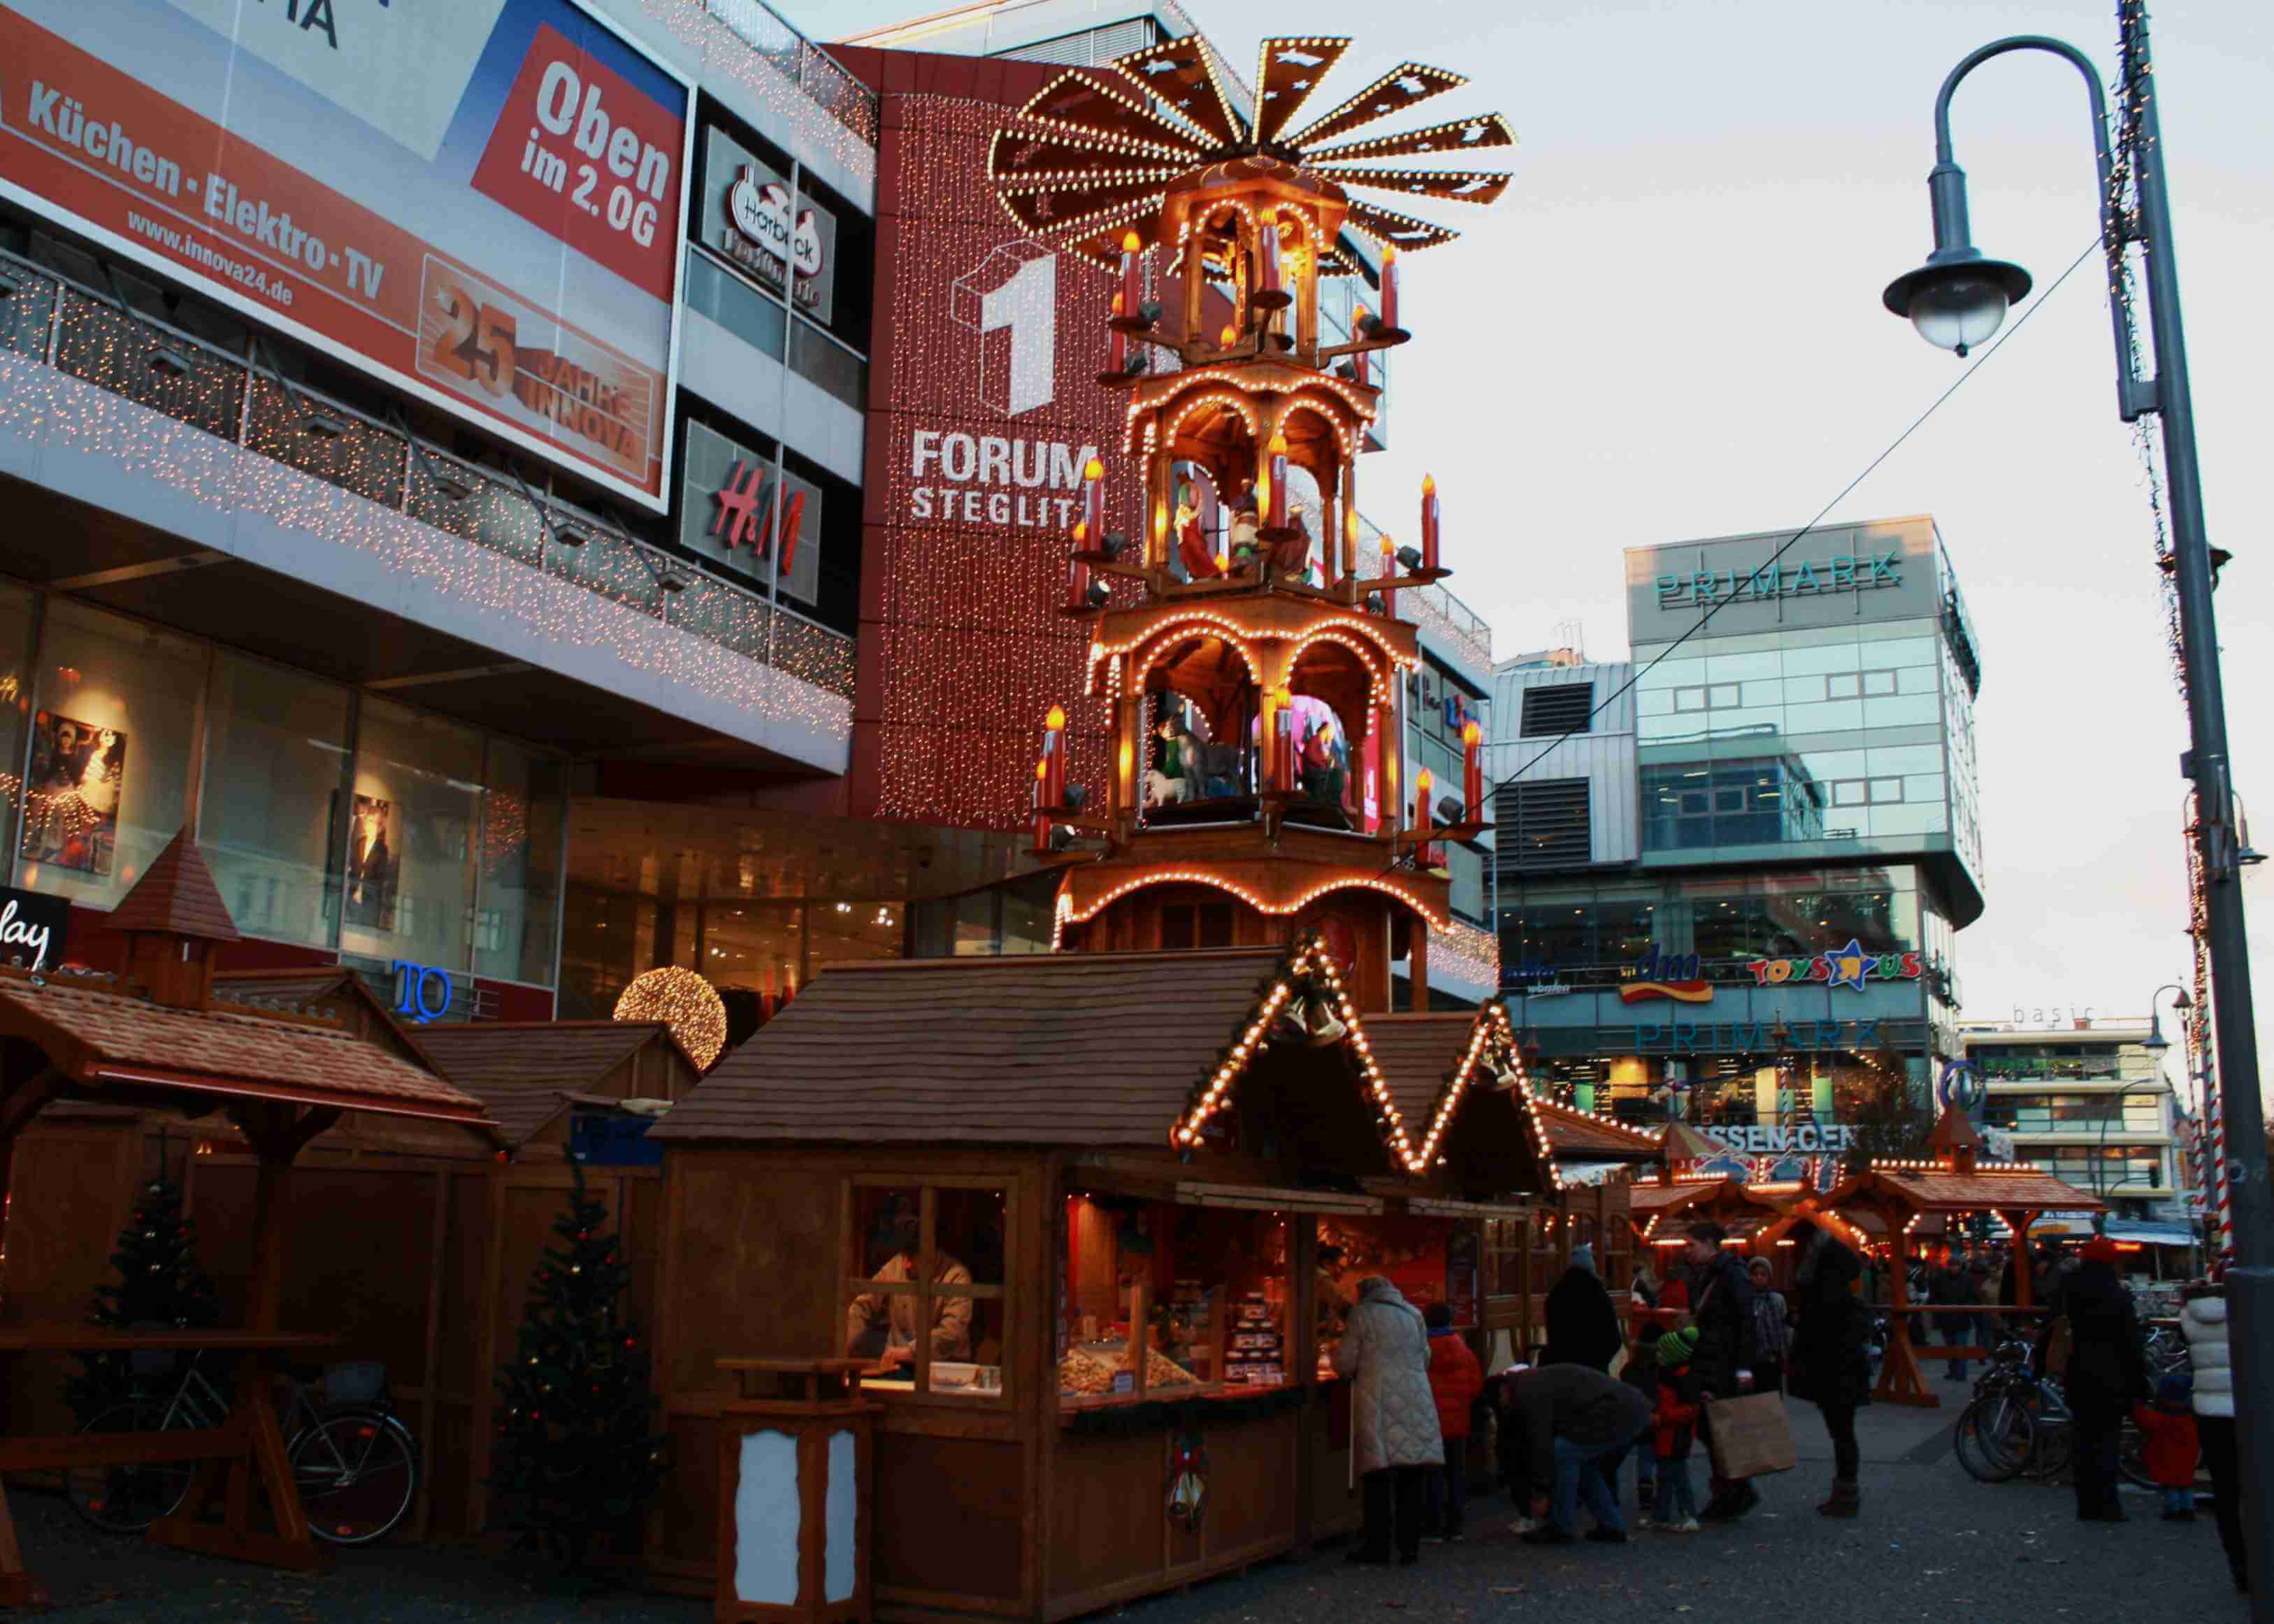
[66, 1173, 219, 1421]
[490, 1163, 666, 1575]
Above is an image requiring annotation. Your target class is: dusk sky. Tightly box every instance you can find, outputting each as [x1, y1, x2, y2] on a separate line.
[804, 0, 2272, 1075]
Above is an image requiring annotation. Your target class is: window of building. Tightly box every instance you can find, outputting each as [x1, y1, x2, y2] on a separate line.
[199, 653, 352, 951]
[20, 601, 203, 910]
[0, 585, 41, 868]
[474, 738, 565, 986]
[1519, 682, 1592, 738]
[1496, 779, 1590, 872]
[846, 1181, 1009, 1402]
[341, 698, 482, 975]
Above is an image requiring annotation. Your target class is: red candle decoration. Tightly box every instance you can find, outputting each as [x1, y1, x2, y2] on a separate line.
[1349, 310, 1372, 385]
[1081, 457, 1106, 542]
[1118, 230, 1143, 321]
[1265, 433, 1288, 529]
[1032, 758, 1051, 855]
[1272, 688, 1296, 793]
[1042, 704, 1068, 810]
[1107, 292, 1127, 373]
[1421, 473, 1440, 572]
[1380, 243, 1400, 331]
[1414, 766, 1434, 840]
[1378, 530, 1397, 617]
[1066, 529, 1091, 610]
[1258, 222, 1283, 304]
[1461, 719, 1483, 819]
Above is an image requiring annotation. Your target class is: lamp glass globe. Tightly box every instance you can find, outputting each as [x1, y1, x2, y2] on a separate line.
[1908, 275, 2010, 353]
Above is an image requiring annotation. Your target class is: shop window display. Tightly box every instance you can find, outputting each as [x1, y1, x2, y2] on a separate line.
[20, 602, 201, 910]
[341, 698, 482, 974]
[844, 1183, 1008, 1401]
[199, 654, 352, 951]
[1058, 1195, 1289, 1406]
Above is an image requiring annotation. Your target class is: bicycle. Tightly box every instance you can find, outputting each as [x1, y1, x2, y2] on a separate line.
[1953, 1338, 2072, 1483]
[66, 1348, 418, 1545]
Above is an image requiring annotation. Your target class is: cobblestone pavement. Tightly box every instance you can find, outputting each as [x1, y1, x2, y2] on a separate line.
[6, 1396, 2243, 1622]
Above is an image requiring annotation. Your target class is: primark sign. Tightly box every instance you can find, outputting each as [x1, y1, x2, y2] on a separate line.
[1655, 551, 1902, 608]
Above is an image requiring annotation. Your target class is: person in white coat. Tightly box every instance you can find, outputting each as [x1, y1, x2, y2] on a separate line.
[2183, 1283, 2245, 1593]
[1332, 1275, 1443, 1565]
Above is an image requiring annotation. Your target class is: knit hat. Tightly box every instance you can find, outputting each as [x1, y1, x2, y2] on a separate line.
[1571, 1242, 1596, 1274]
[2080, 1237, 2122, 1265]
[1656, 1326, 1699, 1367]
[2157, 1370, 2194, 1409]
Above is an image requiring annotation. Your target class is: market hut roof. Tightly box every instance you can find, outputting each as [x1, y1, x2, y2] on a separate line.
[654, 939, 1498, 1177]
[410, 1020, 697, 1146]
[1839, 1164, 2106, 1215]
[653, 949, 1293, 1148]
[1534, 1100, 1663, 1164]
[103, 829, 238, 943]
[0, 970, 487, 1124]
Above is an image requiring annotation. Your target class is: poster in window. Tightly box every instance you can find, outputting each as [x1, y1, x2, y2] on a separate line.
[346, 794, 399, 930]
[21, 712, 124, 876]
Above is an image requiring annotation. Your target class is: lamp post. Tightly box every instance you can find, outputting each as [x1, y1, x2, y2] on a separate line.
[1880, 20, 2268, 1607]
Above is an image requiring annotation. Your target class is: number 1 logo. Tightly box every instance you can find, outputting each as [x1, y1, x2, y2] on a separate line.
[951, 243, 1058, 417]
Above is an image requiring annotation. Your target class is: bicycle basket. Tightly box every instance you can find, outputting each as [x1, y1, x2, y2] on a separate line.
[324, 1361, 387, 1404]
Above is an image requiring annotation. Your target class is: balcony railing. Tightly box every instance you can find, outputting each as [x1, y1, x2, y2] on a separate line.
[705, 0, 880, 148]
[0, 252, 854, 703]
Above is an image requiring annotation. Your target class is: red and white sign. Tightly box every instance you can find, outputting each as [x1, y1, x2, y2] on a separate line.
[0, 0, 692, 508]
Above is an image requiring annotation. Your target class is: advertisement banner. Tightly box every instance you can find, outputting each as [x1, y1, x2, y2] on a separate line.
[0, 0, 692, 509]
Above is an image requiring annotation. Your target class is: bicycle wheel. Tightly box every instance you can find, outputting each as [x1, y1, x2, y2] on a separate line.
[2026, 1414, 2075, 1481]
[290, 1408, 418, 1545]
[2118, 1416, 2161, 1490]
[66, 1399, 194, 1534]
[1955, 1393, 2033, 1483]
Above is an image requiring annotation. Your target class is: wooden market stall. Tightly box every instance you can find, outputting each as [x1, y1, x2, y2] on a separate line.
[1629, 1175, 1804, 1265]
[1817, 1106, 2103, 1406]
[642, 940, 1550, 1622]
[0, 834, 494, 1603]
[1, 968, 703, 1541]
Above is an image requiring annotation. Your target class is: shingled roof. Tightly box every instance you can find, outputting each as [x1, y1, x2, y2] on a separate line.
[1534, 1099, 1663, 1163]
[1366, 1011, 1503, 1129]
[103, 829, 238, 942]
[0, 972, 486, 1123]
[653, 949, 1290, 1147]
[410, 1020, 693, 1145]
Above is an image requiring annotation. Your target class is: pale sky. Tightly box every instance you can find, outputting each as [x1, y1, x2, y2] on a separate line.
[800, 0, 2273, 1076]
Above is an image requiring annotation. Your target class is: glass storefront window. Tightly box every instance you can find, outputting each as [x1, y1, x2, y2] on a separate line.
[199, 654, 351, 951]
[0, 587, 38, 867]
[20, 601, 202, 909]
[703, 902, 803, 1019]
[1060, 1194, 1288, 1405]
[342, 697, 482, 974]
[475, 738, 563, 986]
[847, 1183, 1009, 1400]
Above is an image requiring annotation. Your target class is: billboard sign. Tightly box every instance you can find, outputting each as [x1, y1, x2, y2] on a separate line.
[0, 0, 693, 510]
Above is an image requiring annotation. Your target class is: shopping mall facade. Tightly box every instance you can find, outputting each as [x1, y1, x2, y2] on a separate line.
[0, 0, 1497, 1030]
[1491, 517, 1987, 1168]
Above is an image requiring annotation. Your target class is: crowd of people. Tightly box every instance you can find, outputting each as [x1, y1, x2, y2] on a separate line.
[1327, 1224, 2243, 1595]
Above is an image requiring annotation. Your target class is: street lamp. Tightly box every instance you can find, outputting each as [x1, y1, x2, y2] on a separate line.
[2143, 982, 2192, 1060]
[1883, 20, 2270, 1607]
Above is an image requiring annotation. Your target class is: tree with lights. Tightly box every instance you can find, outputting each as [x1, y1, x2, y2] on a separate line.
[66, 1172, 219, 1421]
[491, 1163, 666, 1576]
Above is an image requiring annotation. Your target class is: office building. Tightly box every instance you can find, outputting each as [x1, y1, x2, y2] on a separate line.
[1492, 517, 1984, 1160]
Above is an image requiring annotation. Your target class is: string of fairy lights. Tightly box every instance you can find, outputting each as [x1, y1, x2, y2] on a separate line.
[1, 292, 855, 734]
[2109, 0, 2227, 1259]
[627, 0, 878, 178]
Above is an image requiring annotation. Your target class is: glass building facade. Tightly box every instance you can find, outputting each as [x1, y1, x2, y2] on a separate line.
[1496, 517, 1985, 1158]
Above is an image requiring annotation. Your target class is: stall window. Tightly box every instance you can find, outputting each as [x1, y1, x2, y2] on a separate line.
[20, 601, 202, 909]
[1316, 1214, 1478, 1379]
[341, 697, 482, 973]
[199, 653, 352, 951]
[843, 1181, 1009, 1402]
[1059, 1193, 1290, 1407]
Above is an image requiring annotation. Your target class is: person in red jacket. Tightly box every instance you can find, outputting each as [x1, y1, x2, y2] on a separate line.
[2135, 1370, 2202, 1521]
[1652, 1325, 1702, 1532]
[1422, 1301, 1483, 1542]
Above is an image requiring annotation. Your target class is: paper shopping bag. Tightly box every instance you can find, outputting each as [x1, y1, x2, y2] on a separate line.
[1704, 1391, 1797, 1481]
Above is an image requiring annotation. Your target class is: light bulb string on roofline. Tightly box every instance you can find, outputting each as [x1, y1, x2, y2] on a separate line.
[1378, 232, 2104, 884]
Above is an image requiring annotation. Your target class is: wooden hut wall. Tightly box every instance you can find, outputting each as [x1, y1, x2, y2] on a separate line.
[646, 1147, 1051, 1618]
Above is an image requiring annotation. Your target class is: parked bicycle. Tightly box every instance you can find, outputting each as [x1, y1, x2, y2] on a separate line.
[66, 1345, 417, 1544]
[1953, 1337, 2073, 1483]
